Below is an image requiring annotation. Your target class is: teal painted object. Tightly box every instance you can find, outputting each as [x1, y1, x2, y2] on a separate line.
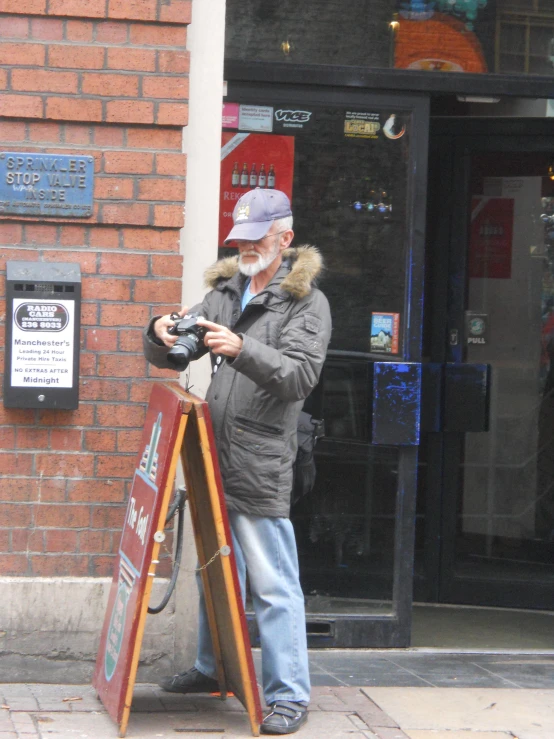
[434, 0, 488, 29]
[399, 0, 488, 29]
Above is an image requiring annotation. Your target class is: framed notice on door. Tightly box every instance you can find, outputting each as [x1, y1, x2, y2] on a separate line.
[469, 196, 514, 279]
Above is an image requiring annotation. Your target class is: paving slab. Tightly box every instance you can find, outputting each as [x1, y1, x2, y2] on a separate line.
[368, 729, 411, 739]
[470, 656, 554, 689]
[306, 651, 554, 690]
[383, 655, 519, 689]
[3, 682, 553, 739]
[0, 712, 13, 731]
[405, 732, 517, 738]
[362, 687, 554, 734]
[29, 707, 373, 739]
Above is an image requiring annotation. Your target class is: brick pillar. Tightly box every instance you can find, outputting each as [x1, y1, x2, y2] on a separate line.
[0, 0, 190, 581]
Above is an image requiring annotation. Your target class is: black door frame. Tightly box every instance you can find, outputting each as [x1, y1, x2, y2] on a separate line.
[425, 118, 554, 610]
[226, 60, 554, 100]
[223, 59, 554, 641]
[223, 78, 430, 646]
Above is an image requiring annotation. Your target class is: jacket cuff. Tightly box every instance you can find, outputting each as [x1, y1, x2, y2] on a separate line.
[226, 333, 249, 368]
[146, 315, 165, 346]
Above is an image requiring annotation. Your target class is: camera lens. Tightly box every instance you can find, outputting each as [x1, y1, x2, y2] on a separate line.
[167, 335, 199, 371]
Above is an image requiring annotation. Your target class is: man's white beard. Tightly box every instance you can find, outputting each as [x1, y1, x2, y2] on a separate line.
[238, 239, 280, 277]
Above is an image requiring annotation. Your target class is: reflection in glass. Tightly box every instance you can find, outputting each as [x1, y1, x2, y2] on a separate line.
[294, 357, 399, 614]
[456, 157, 554, 592]
[276, 103, 414, 616]
[221, 97, 418, 622]
[289, 106, 410, 354]
[224, 0, 554, 79]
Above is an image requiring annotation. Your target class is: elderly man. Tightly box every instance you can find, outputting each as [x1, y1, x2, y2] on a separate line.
[142, 188, 331, 735]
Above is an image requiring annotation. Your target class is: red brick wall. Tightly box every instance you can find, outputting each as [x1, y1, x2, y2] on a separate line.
[0, 0, 190, 577]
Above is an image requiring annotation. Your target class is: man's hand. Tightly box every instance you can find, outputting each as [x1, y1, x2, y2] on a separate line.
[153, 306, 188, 347]
[197, 319, 243, 358]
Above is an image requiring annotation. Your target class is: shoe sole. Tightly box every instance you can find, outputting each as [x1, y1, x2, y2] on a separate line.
[158, 683, 219, 694]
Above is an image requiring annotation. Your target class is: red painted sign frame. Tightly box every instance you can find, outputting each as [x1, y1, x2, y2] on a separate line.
[93, 383, 262, 737]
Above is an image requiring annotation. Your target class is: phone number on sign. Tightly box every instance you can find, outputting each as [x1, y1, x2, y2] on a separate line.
[20, 320, 63, 329]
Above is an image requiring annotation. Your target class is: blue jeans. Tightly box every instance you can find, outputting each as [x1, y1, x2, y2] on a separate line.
[194, 511, 310, 706]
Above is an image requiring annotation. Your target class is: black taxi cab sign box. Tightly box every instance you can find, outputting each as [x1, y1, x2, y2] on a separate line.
[4, 262, 81, 410]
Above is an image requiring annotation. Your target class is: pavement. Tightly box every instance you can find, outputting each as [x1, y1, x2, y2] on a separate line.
[2, 652, 554, 739]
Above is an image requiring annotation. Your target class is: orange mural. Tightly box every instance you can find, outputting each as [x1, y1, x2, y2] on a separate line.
[394, 12, 487, 73]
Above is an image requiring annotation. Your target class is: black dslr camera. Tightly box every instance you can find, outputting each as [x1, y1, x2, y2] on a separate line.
[166, 312, 207, 371]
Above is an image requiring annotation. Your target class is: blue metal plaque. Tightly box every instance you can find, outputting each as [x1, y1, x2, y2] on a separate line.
[0, 152, 94, 218]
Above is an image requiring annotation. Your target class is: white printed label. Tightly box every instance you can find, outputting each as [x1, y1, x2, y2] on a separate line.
[11, 298, 75, 388]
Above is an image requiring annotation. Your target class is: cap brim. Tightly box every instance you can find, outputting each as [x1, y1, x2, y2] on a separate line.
[224, 220, 272, 244]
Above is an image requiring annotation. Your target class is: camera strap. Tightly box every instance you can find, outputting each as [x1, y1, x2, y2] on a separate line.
[232, 303, 265, 334]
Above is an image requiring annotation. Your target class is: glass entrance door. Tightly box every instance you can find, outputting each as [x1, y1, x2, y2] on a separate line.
[421, 127, 554, 610]
[223, 80, 429, 646]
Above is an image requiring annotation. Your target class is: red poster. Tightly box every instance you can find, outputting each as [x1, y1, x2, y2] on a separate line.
[219, 133, 295, 246]
[469, 196, 514, 279]
[222, 102, 239, 129]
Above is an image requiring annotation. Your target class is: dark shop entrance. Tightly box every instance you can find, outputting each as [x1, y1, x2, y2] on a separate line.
[223, 65, 554, 649]
[415, 116, 554, 629]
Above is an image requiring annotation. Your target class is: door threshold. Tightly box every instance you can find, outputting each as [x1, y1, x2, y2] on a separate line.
[413, 601, 554, 616]
[411, 603, 554, 650]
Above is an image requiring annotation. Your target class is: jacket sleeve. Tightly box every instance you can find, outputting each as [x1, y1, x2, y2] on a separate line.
[229, 290, 332, 402]
[142, 298, 210, 370]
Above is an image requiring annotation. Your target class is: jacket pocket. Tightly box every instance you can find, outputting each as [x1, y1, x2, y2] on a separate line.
[225, 420, 285, 500]
[234, 414, 283, 435]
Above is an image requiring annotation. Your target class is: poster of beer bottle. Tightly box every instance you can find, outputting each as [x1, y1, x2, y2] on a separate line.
[231, 162, 239, 188]
[240, 163, 248, 187]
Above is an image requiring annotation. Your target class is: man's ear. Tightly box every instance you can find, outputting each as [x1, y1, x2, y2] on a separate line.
[279, 229, 294, 251]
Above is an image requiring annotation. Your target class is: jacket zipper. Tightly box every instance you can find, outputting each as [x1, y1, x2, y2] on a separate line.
[220, 291, 243, 441]
[218, 289, 276, 435]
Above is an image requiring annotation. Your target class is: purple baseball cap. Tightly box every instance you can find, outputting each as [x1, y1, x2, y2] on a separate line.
[224, 188, 292, 243]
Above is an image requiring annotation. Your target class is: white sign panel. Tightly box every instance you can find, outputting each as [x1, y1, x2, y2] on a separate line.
[238, 105, 273, 132]
[11, 298, 75, 388]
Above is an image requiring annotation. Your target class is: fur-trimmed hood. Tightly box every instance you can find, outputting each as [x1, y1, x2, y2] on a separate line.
[203, 245, 323, 300]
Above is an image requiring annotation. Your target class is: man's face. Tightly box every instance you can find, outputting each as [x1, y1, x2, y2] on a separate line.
[236, 223, 283, 277]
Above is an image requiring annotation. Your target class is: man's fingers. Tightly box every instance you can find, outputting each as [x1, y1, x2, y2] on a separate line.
[203, 328, 229, 346]
[204, 329, 225, 340]
[198, 322, 242, 357]
[154, 311, 186, 347]
[197, 319, 220, 331]
[206, 339, 226, 350]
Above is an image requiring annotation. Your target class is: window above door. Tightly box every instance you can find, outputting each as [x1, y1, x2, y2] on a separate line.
[224, 0, 554, 82]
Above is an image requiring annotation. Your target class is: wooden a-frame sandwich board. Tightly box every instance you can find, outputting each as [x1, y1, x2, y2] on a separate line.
[92, 382, 263, 737]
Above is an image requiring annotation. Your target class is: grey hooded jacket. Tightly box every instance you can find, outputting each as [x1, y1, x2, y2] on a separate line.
[143, 246, 332, 518]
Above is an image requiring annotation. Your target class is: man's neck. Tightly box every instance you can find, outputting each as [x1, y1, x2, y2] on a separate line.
[249, 255, 283, 295]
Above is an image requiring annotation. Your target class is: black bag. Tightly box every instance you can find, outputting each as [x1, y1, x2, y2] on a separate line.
[292, 411, 324, 505]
